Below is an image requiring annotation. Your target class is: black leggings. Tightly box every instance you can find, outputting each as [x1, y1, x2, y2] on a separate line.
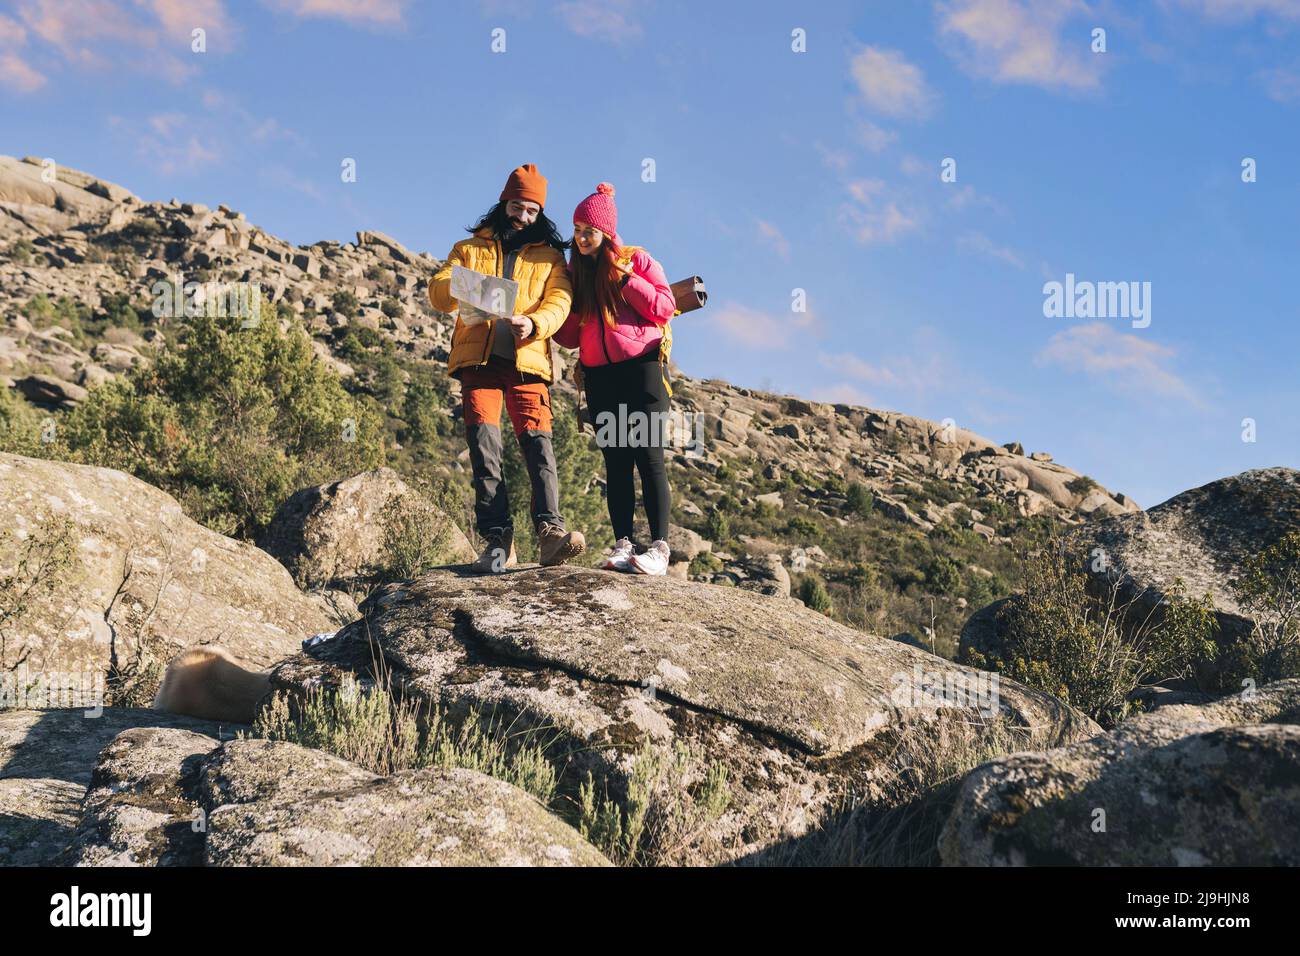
[583, 352, 671, 543]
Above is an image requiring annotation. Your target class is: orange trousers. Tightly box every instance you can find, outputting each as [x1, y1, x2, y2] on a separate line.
[460, 357, 552, 437]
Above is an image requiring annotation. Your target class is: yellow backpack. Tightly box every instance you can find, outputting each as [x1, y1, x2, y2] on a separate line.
[614, 246, 676, 397]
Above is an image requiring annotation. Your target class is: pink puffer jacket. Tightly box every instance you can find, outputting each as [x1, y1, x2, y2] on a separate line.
[554, 248, 675, 366]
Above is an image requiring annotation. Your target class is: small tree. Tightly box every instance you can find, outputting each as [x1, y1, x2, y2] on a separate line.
[797, 576, 834, 616]
[1230, 531, 1300, 683]
[846, 481, 874, 518]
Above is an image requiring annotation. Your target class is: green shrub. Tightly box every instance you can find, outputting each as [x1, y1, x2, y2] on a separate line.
[52, 304, 383, 539]
[797, 575, 834, 615]
[98, 292, 146, 334]
[688, 551, 723, 576]
[0, 514, 78, 671]
[577, 741, 729, 867]
[1229, 531, 1300, 683]
[989, 539, 1218, 726]
[705, 509, 730, 544]
[255, 675, 557, 803]
[331, 290, 360, 318]
[0, 386, 47, 456]
[847, 562, 879, 594]
[846, 482, 874, 518]
[376, 493, 455, 583]
[380, 298, 403, 319]
[1066, 475, 1098, 496]
[923, 556, 963, 595]
[401, 379, 448, 447]
[785, 515, 818, 538]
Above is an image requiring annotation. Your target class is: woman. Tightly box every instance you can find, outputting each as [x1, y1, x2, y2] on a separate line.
[554, 182, 677, 575]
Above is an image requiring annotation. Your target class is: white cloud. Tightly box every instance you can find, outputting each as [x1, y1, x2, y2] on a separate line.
[850, 45, 936, 117]
[263, 0, 406, 24]
[853, 117, 898, 152]
[10, 0, 240, 87]
[944, 183, 1005, 214]
[0, 14, 27, 46]
[557, 0, 641, 42]
[811, 382, 878, 408]
[146, 0, 235, 38]
[1167, 0, 1300, 21]
[1257, 64, 1300, 102]
[755, 219, 791, 261]
[818, 327, 1024, 423]
[840, 178, 920, 244]
[0, 52, 45, 91]
[957, 231, 1025, 268]
[936, 0, 1104, 92]
[1035, 322, 1202, 405]
[814, 141, 851, 171]
[899, 154, 930, 177]
[713, 302, 817, 350]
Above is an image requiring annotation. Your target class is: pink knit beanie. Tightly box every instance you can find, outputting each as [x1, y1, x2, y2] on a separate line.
[573, 182, 619, 241]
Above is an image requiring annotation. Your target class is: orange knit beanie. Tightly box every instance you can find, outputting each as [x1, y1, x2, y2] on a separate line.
[499, 163, 548, 207]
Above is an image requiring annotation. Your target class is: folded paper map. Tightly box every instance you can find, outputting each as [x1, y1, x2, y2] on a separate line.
[450, 264, 519, 326]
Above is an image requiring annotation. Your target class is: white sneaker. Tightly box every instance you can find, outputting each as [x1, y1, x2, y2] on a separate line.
[601, 537, 636, 572]
[629, 539, 671, 576]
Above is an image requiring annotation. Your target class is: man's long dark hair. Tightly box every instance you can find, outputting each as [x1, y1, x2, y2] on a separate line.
[466, 200, 568, 252]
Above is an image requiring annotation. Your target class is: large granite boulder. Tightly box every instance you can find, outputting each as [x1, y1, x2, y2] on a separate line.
[0, 708, 233, 866]
[0, 453, 337, 704]
[940, 679, 1300, 865]
[267, 565, 1098, 864]
[258, 467, 475, 589]
[1085, 467, 1300, 645]
[71, 729, 609, 867]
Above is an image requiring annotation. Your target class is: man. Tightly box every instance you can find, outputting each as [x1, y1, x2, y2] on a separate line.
[429, 163, 586, 572]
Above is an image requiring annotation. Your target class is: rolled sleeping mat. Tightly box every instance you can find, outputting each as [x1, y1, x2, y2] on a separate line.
[670, 276, 707, 314]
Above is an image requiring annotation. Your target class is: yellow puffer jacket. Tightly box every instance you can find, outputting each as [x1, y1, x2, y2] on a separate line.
[428, 228, 572, 382]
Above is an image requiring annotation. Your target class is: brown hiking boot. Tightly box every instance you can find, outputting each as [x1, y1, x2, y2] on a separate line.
[538, 522, 586, 567]
[473, 528, 517, 574]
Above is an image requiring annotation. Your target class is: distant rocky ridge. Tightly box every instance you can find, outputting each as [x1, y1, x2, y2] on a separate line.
[1, 152, 1139, 536]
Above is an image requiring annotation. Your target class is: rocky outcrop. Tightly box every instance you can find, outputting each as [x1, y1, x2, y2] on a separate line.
[267, 565, 1098, 864]
[939, 679, 1300, 865]
[0, 155, 137, 236]
[0, 453, 338, 703]
[257, 467, 475, 589]
[1085, 467, 1300, 641]
[960, 467, 1300, 680]
[0, 708, 233, 866]
[71, 729, 609, 867]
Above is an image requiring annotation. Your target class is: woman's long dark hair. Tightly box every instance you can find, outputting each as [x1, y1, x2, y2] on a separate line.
[569, 236, 624, 328]
[466, 200, 568, 251]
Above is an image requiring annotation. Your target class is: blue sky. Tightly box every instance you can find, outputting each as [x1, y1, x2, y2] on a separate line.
[3, 0, 1298, 507]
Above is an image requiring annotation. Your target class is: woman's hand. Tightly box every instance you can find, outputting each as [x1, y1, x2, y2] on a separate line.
[507, 315, 534, 339]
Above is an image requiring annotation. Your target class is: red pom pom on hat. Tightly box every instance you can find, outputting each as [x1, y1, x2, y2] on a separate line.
[596, 182, 615, 196]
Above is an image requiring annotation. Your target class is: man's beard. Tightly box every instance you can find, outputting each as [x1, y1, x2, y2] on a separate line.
[500, 215, 547, 249]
